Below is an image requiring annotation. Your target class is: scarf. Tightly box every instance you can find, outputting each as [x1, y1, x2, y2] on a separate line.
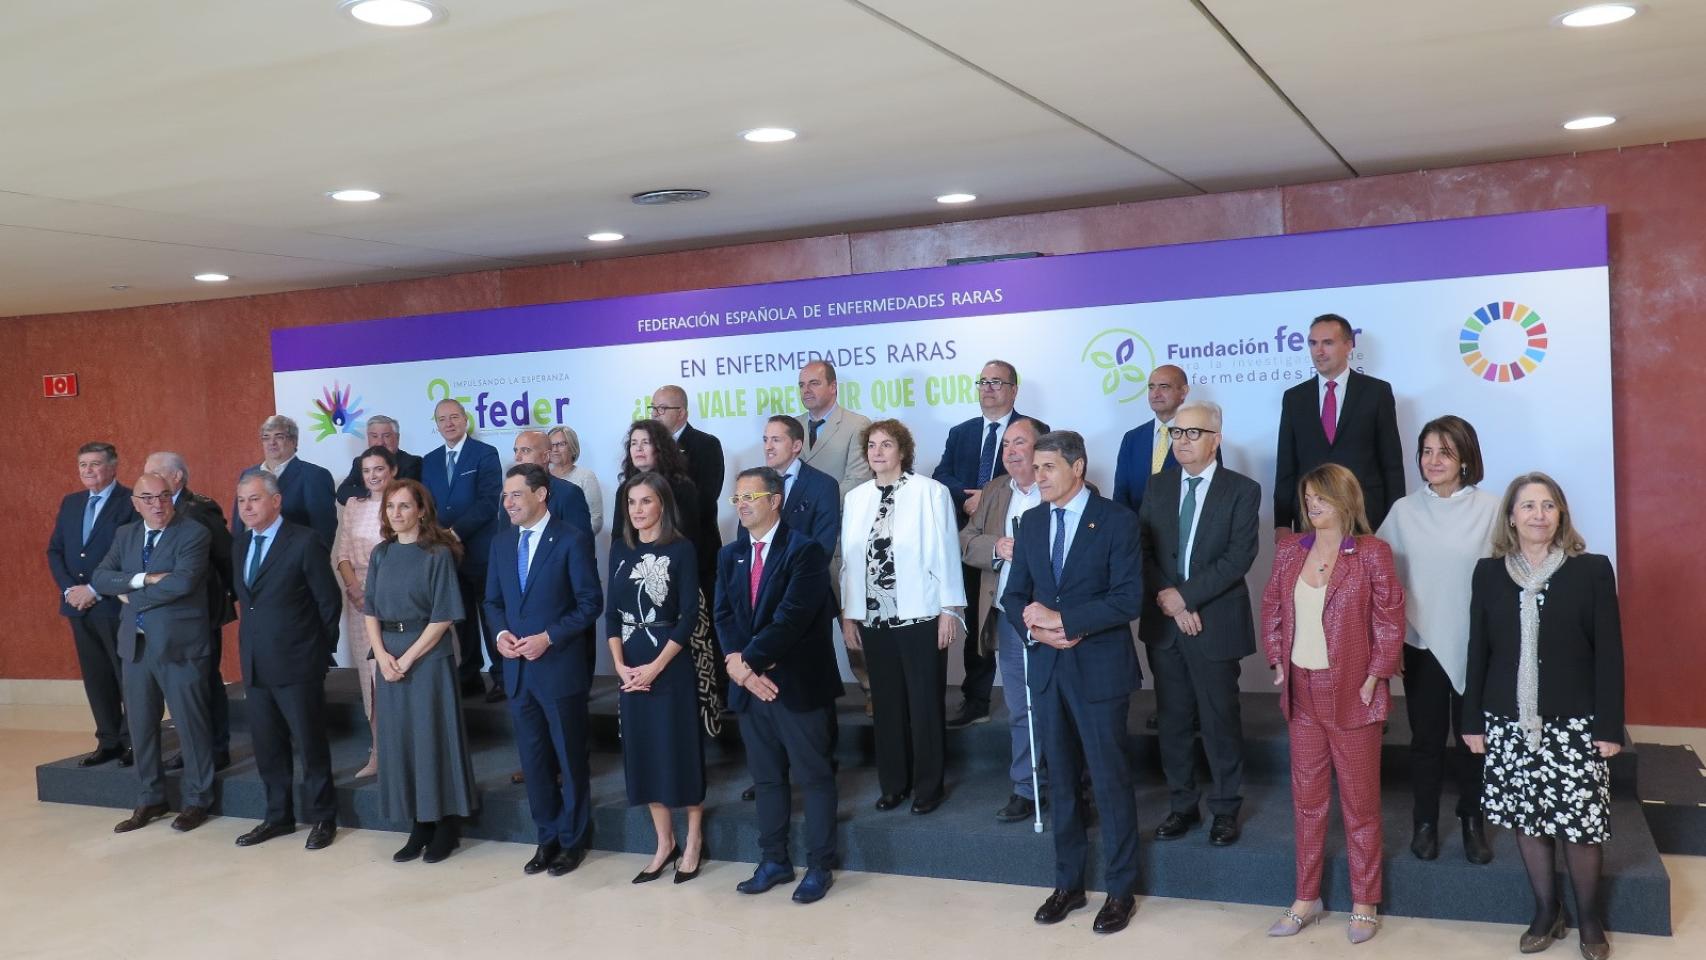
[1504, 548, 1567, 750]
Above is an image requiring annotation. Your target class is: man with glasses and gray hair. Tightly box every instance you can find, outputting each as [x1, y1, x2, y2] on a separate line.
[230, 415, 337, 547]
[335, 415, 422, 505]
[650, 384, 725, 538]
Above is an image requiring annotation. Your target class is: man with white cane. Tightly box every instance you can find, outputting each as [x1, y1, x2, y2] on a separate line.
[960, 417, 1049, 827]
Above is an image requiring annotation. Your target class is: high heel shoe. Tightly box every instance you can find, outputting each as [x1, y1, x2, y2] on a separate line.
[1577, 938, 1610, 960]
[1346, 911, 1381, 945]
[422, 816, 460, 863]
[355, 751, 379, 779]
[1520, 910, 1567, 953]
[1267, 899, 1324, 937]
[393, 822, 431, 862]
[632, 844, 680, 884]
[674, 840, 706, 884]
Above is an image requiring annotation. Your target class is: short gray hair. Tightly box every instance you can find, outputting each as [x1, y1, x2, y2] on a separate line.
[260, 415, 299, 443]
[367, 414, 399, 431]
[1034, 430, 1087, 468]
[148, 451, 190, 485]
[547, 425, 581, 462]
[1175, 400, 1223, 432]
[237, 467, 281, 495]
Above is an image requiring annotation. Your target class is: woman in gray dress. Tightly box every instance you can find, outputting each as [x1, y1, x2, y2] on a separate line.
[364, 478, 478, 864]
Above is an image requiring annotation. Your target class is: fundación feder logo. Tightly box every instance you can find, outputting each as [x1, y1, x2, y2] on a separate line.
[308, 381, 367, 441]
[1459, 301, 1548, 383]
[1081, 328, 1157, 404]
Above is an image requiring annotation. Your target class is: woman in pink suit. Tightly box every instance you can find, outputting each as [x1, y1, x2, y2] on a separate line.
[1261, 463, 1405, 944]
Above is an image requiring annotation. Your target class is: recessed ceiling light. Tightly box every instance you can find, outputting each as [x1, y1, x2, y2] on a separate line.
[1557, 4, 1639, 28]
[338, 0, 444, 28]
[1563, 115, 1618, 130]
[936, 193, 977, 204]
[587, 232, 625, 243]
[328, 188, 382, 202]
[194, 273, 230, 283]
[741, 127, 797, 143]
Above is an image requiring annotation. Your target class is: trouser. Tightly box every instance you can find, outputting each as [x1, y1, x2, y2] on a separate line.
[742, 698, 838, 870]
[512, 686, 592, 850]
[958, 563, 994, 710]
[124, 642, 214, 808]
[1288, 664, 1384, 904]
[70, 614, 128, 750]
[247, 679, 336, 824]
[454, 566, 492, 683]
[862, 620, 947, 801]
[1034, 662, 1139, 897]
[207, 626, 230, 754]
[1403, 644, 1483, 823]
[994, 617, 1046, 799]
[1147, 639, 1246, 817]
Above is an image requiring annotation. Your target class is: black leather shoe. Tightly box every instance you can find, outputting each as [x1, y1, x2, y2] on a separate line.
[741, 785, 756, 802]
[1034, 888, 1088, 925]
[525, 842, 561, 875]
[78, 746, 124, 767]
[1154, 810, 1201, 841]
[874, 792, 909, 811]
[164, 753, 184, 772]
[1461, 815, 1493, 865]
[484, 685, 508, 704]
[946, 705, 990, 730]
[171, 805, 211, 832]
[394, 822, 431, 862]
[1411, 822, 1440, 861]
[547, 846, 586, 877]
[1209, 814, 1241, 846]
[113, 803, 169, 833]
[235, 821, 295, 847]
[910, 795, 944, 815]
[117, 748, 134, 767]
[1094, 895, 1137, 934]
[633, 845, 680, 883]
[995, 794, 1035, 823]
[673, 842, 705, 884]
[305, 820, 337, 850]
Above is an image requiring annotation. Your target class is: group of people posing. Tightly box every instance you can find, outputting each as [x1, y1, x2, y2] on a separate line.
[45, 313, 1623, 955]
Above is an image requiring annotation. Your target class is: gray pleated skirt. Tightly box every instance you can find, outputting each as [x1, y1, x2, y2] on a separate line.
[375, 648, 479, 823]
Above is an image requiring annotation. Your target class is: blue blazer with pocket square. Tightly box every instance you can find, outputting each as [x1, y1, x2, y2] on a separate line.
[782, 462, 841, 558]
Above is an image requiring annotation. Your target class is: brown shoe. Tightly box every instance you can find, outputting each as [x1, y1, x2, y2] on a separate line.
[113, 803, 169, 833]
[172, 805, 211, 832]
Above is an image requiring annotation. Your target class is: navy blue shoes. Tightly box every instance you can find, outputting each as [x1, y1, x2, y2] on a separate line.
[736, 860, 796, 895]
[791, 868, 834, 904]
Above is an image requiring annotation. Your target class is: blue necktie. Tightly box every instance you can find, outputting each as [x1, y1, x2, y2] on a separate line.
[82, 494, 102, 544]
[446, 449, 458, 486]
[137, 529, 160, 631]
[976, 422, 1000, 487]
[517, 529, 532, 592]
[1050, 507, 1066, 583]
[247, 534, 267, 587]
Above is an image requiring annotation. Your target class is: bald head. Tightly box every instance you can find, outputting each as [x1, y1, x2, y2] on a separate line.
[650, 385, 689, 432]
[131, 472, 175, 529]
[1147, 364, 1189, 420]
[513, 430, 551, 467]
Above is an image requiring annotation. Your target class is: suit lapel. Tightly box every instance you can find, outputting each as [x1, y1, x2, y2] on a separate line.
[520, 524, 555, 602]
[249, 522, 289, 586]
[1057, 496, 1103, 584]
[731, 530, 756, 622]
[805, 409, 840, 462]
[1323, 536, 1354, 607]
[752, 526, 787, 614]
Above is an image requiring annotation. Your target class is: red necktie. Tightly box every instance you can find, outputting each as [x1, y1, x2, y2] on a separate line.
[749, 541, 766, 607]
[1321, 380, 1339, 445]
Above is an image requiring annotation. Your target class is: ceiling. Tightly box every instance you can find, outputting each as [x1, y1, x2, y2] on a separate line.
[3, 0, 1702, 317]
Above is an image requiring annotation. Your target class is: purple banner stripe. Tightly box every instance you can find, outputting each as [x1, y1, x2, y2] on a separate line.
[272, 206, 1606, 372]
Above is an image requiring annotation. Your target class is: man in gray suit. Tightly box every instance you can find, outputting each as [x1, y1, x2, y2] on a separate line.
[94, 472, 217, 834]
[1136, 401, 1259, 847]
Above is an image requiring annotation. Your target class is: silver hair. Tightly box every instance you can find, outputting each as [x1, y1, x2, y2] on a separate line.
[1176, 400, 1223, 432]
[259, 415, 300, 443]
[148, 450, 190, 485]
[367, 414, 399, 431]
[237, 467, 282, 496]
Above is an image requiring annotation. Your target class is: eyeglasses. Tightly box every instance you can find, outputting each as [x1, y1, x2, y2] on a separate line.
[647, 404, 682, 413]
[973, 378, 1013, 389]
[1167, 427, 1218, 441]
[727, 492, 777, 505]
[549, 441, 569, 450]
[132, 494, 171, 505]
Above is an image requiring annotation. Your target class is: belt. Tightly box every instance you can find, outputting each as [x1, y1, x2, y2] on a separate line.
[380, 619, 429, 633]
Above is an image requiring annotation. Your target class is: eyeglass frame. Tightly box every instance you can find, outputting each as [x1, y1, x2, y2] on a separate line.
[1166, 427, 1218, 441]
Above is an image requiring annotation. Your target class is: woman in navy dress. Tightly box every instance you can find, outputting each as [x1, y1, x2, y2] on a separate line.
[607, 471, 706, 884]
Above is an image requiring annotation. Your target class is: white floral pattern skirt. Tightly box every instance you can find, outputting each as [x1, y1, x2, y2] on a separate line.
[1481, 713, 1611, 843]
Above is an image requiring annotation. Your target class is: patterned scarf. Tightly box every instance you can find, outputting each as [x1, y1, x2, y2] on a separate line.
[1504, 548, 1567, 750]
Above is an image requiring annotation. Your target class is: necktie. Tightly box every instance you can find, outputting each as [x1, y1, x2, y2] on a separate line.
[1179, 477, 1203, 572]
[1050, 507, 1066, 583]
[246, 534, 266, 586]
[1151, 422, 1171, 474]
[1322, 380, 1339, 444]
[782, 472, 794, 507]
[976, 421, 1000, 487]
[138, 529, 160, 631]
[808, 418, 824, 449]
[749, 541, 767, 607]
[517, 529, 532, 592]
[82, 494, 102, 544]
[446, 449, 458, 486]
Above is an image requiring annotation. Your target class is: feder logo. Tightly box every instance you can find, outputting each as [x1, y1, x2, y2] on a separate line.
[1082, 328, 1157, 404]
[308, 381, 367, 441]
[1459, 301, 1548, 382]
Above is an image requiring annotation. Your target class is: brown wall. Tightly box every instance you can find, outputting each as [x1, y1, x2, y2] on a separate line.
[6, 140, 1703, 725]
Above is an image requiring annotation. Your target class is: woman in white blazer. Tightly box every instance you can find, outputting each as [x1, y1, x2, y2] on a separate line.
[841, 419, 966, 815]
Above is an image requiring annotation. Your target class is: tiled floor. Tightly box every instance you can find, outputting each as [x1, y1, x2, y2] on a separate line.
[2, 705, 1701, 960]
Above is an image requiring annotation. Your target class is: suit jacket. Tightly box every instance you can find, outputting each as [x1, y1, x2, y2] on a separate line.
[676, 421, 726, 524]
[1274, 371, 1406, 530]
[544, 475, 593, 536]
[1000, 493, 1144, 702]
[796, 405, 873, 498]
[1137, 465, 1261, 660]
[230, 458, 338, 547]
[1260, 533, 1405, 727]
[483, 513, 603, 700]
[1462, 553, 1624, 743]
[782, 462, 841, 558]
[1111, 419, 1180, 515]
[335, 448, 423, 505]
[177, 488, 237, 627]
[959, 474, 1023, 654]
[932, 410, 1049, 522]
[91, 515, 212, 662]
[233, 521, 342, 688]
[714, 523, 841, 713]
[46, 483, 137, 620]
[421, 437, 503, 573]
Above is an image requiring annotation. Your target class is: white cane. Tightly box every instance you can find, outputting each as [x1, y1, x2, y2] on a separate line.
[1012, 515, 1044, 835]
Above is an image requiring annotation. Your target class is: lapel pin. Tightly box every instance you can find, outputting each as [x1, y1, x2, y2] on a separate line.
[1088, 522, 1096, 530]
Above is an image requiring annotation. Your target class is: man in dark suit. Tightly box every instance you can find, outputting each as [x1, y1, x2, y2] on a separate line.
[484, 464, 603, 877]
[421, 398, 505, 698]
[335, 415, 423, 505]
[230, 469, 343, 850]
[229, 415, 337, 547]
[1112, 364, 1190, 514]
[146, 451, 236, 771]
[512, 430, 594, 535]
[933, 359, 1050, 729]
[46, 441, 138, 767]
[716, 467, 842, 904]
[93, 472, 216, 834]
[1136, 402, 1259, 846]
[1274, 314, 1406, 532]
[1001, 431, 1144, 935]
[651, 383, 725, 527]
[762, 416, 839, 557]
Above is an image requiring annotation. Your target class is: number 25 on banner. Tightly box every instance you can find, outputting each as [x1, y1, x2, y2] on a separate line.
[43, 374, 79, 398]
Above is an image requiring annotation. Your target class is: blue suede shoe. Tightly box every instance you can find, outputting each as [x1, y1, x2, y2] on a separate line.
[792, 868, 834, 904]
[736, 860, 796, 895]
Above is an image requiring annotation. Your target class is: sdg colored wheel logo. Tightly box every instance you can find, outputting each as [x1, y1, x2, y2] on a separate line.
[1081, 328, 1157, 404]
[1460, 301, 1547, 382]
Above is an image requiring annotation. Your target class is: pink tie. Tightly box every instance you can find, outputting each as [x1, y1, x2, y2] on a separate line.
[750, 541, 767, 607]
[1321, 380, 1339, 445]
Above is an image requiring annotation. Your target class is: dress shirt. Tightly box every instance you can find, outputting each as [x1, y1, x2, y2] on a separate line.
[981, 411, 1016, 464]
[242, 514, 285, 581]
[749, 519, 778, 552]
[995, 477, 1042, 607]
[1316, 370, 1350, 431]
[806, 405, 838, 448]
[263, 456, 296, 479]
[128, 520, 173, 590]
[1050, 484, 1093, 567]
[776, 459, 800, 503]
[517, 511, 549, 572]
[1177, 459, 1219, 574]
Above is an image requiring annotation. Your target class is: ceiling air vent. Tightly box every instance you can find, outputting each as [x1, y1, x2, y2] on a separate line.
[631, 188, 711, 206]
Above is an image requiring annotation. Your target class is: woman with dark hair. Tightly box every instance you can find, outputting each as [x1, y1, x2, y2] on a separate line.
[332, 445, 396, 778]
[1261, 463, 1404, 943]
[1464, 472, 1622, 958]
[607, 471, 706, 883]
[620, 419, 724, 734]
[364, 479, 478, 864]
[1376, 415, 1501, 863]
[840, 418, 965, 815]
